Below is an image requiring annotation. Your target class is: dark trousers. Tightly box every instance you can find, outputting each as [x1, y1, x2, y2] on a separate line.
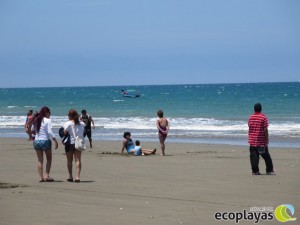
[249, 146, 274, 173]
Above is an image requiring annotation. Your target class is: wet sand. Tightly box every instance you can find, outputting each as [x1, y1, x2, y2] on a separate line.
[0, 138, 299, 225]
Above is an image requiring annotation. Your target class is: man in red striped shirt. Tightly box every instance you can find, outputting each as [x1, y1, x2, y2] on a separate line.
[248, 103, 275, 175]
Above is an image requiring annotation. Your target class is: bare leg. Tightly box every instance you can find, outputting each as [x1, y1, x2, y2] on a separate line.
[129, 149, 135, 154]
[66, 150, 74, 180]
[74, 150, 82, 181]
[142, 148, 156, 155]
[35, 150, 44, 181]
[88, 137, 92, 148]
[159, 134, 167, 156]
[44, 149, 52, 179]
[27, 131, 31, 141]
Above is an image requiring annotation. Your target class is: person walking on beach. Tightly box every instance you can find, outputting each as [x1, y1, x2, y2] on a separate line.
[80, 109, 95, 149]
[25, 109, 33, 141]
[121, 132, 156, 155]
[248, 103, 275, 175]
[64, 109, 86, 183]
[156, 110, 169, 156]
[31, 107, 58, 182]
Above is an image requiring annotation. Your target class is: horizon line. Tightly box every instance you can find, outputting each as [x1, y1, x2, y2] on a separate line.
[0, 81, 299, 89]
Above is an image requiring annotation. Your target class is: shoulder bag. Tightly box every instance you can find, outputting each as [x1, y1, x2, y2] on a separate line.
[72, 124, 86, 151]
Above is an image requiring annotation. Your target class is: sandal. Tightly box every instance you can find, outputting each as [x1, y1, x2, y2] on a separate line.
[74, 179, 80, 183]
[67, 178, 74, 182]
[44, 177, 54, 182]
[152, 148, 156, 154]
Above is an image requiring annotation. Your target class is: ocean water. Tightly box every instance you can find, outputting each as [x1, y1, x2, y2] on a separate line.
[0, 82, 299, 147]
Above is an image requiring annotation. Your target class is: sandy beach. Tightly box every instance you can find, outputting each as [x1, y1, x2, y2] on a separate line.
[0, 138, 299, 225]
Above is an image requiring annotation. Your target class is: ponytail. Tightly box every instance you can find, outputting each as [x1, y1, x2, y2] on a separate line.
[33, 106, 51, 133]
[68, 109, 80, 125]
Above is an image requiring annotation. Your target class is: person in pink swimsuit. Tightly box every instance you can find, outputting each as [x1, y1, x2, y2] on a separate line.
[156, 110, 169, 156]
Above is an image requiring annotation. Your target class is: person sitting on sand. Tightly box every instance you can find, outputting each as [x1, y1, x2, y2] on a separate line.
[134, 140, 142, 155]
[121, 132, 156, 155]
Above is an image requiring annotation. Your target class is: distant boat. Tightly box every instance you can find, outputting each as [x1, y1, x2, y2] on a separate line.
[121, 89, 140, 98]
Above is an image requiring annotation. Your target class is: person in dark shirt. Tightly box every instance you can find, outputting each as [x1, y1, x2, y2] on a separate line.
[80, 109, 95, 148]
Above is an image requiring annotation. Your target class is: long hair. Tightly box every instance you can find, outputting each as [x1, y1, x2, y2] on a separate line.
[33, 106, 51, 133]
[68, 109, 80, 125]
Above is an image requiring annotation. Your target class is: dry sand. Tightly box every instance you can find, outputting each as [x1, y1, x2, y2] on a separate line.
[0, 138, 299, 225]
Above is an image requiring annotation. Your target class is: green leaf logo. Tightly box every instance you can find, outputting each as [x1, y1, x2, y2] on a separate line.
[275, 204, 297, 222]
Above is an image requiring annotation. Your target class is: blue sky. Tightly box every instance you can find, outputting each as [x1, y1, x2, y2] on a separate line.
[1, 0, 299, 88]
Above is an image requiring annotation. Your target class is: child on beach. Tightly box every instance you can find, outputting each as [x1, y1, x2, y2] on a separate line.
[135, 140, 142, 155]
[121, 132, 156, 156]
[156, 110, 169, 156]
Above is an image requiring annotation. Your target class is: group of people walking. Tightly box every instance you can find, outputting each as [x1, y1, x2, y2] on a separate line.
[27, 107, 170, 182]
[27, 108, 95, 182]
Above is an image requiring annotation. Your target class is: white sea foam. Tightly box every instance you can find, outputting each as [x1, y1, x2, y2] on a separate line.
[0, 116, 299, 137]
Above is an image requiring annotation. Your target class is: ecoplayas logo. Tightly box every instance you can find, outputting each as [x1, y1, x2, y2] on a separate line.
[275, 204, 297, 222]
[214, 204, 297, 223]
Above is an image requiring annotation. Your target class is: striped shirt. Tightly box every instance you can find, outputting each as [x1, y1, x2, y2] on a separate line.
[248, 112, 268, 146]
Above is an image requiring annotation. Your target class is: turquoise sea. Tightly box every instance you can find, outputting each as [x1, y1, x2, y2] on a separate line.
[0, 82, 299, 147]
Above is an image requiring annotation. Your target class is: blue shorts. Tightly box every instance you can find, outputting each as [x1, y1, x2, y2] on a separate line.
[126, 145, 135, 153]
[33, 140, 52, 151]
